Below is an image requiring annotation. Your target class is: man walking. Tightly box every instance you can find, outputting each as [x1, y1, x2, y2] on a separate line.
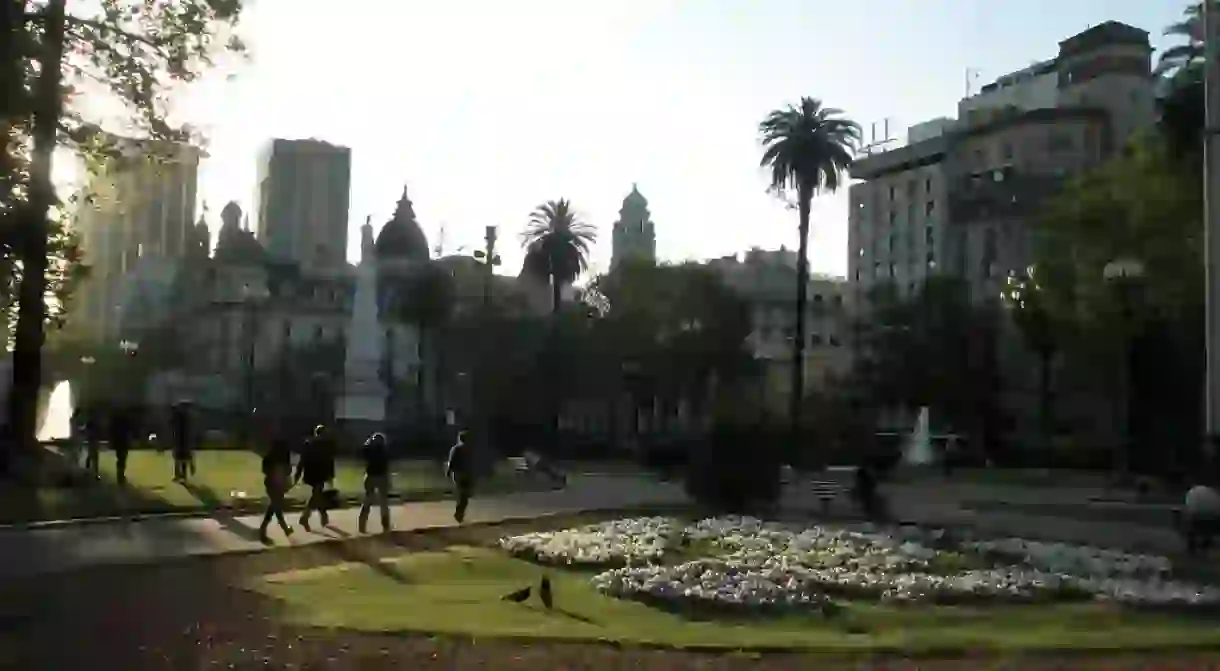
[110, 405, 134, 486]
[358, 432, 392, 534]
[446, 430, 474, 524]
[295, 424, 336, 531]
[170, 401, 195, 483]
[258, 435, 295, 544]
[82, 403, 101, 479]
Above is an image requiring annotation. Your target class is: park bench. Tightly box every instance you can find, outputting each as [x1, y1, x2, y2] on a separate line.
[810, 480, 846, 513]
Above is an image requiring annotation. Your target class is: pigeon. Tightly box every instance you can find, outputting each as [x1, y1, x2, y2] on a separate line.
[501, 586, 531, 603]
[539, 575, 553, 610]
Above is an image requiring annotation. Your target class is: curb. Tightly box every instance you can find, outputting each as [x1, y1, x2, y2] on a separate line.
[0, 482, 565, 532]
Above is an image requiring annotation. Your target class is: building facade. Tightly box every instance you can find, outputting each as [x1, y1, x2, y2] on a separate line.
[254, 138, 352, 270]
[72, 138, 201, 339]
[709, 248, 851, 411]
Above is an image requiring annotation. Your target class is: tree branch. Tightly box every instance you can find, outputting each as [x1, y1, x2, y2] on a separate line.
[59, 14, 173, 60]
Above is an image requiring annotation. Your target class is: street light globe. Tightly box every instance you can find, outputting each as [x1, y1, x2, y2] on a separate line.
[1103, 258, 1146, 282]
[80, 355, 95, 365]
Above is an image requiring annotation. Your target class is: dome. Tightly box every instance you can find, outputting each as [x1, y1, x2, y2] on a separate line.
[623, 183, 648, 209]
[375, 185, 430, 262]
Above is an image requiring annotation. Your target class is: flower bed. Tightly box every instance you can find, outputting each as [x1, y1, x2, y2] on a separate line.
[501, 515, 1220, 611]
[498, 516, 679, 567]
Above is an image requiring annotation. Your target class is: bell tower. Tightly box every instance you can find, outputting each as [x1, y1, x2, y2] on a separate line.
[610, 183, 656, 271]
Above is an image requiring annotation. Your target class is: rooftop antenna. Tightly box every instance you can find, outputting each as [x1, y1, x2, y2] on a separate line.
[965, 67, 982, 97]
[858, 118, 897, 156]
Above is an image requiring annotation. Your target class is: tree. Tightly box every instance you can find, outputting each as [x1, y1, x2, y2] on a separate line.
[1002, 266, 1058, 450]
[758, 97, 859, 443]
[1156, 4, 1207, 163]
[390, 261, 455, 424]
[1033, 138, 1202, 473]
[2, 0, 244, 464]
[520, 198, 597, 315]
[1156, 2, 1205, 78]
[850, 277, 1002, 455]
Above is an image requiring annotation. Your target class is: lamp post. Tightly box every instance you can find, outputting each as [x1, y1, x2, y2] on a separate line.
[1103, 258, 1145, 478]
[1204, 0, 1220, 473]
[239, 283, 269, 442]
[473, 225, 502, 308]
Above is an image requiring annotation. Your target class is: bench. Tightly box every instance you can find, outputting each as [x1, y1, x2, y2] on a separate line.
[811, 480, 846, 513]
[507, 456, 529, 473]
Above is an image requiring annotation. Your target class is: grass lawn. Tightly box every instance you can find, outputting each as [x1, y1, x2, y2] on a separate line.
[249, 544, 1220, 654]
[0, 449, 547, 525]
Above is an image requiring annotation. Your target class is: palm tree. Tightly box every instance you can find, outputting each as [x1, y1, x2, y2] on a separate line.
[1156, 2, 1205, 79]
[758, 97, 859, 441]
[520, 199, 597, 315]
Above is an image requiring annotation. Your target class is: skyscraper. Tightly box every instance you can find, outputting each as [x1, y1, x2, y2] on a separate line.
[73, 137, 200, 338]
[254, 138, 352, 269]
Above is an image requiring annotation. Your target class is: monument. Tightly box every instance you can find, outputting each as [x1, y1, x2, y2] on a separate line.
[335, 219, 388, 443]
[902, 406, 935, 467]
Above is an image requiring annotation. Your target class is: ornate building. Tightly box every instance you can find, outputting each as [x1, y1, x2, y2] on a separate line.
[610, 184, 656, 271]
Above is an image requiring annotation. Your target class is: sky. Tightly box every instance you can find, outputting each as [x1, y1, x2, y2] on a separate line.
[161, 0, 1190, 280]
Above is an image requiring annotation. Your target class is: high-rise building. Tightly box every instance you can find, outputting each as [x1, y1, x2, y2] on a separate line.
[72, 137, 201, 338]
[610, 184, 657, 271]
[847, 20, 1155, 307]
[254, 138, 352, 269]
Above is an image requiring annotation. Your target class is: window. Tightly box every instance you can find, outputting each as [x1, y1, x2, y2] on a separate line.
[907, 180, 917, 196]
[833, 295, 843, 307]
[925, 200, 935, 216]
[810, 333, 823, 346]
[854, 269, 860, 281]
[888, 235, 895, 252]
[888, 211, 896, 225]
[925, 226, 935, 244]
[888, 263, 896, 278]
[888, 186, 895, 200]
[925, 177, 932, 192]
[829, 335, 841, 347]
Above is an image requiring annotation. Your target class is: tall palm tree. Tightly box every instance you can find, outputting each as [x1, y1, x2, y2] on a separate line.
[1156, 2, 1205, 79]
[520, 198, 597, 315]
[520, 199, 596, 450]
[758, 97, 859, 443]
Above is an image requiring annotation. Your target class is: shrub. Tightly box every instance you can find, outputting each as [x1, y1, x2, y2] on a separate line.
[685, 421, 783, 513]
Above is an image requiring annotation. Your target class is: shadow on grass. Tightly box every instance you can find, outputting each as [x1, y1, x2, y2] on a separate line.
[182, 481, 263, 543]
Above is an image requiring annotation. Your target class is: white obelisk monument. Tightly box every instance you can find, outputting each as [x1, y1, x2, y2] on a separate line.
[336, 220, 388, 443]
[902, 406, 934, 467]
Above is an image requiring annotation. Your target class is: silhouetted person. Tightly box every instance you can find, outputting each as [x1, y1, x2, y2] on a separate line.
[853, 463, 882, 521]
[259, 436, 295, 543]
[110, 407, 135, 486]
[170, 402, 195, 483]
[295, 424, 336, 530]
[539, 575, 553, 609]
[358, 432, 392, 534]
[82, 405, 101, 479]
[446, 430, 474, 524]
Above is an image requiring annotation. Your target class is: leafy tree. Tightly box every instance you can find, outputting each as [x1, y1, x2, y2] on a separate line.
[1156, 2, 1205, 78]
[389, 261, 455, 423]
[851, 277, 1002, 454]
[2, 0, 245, 463]
[1156, 4, 1207, 163]
[1033, 137, 1203, 473]
[757, 97, 859, 439]
[520, 198, 597, 314]
[1002, 266, 1058, 450]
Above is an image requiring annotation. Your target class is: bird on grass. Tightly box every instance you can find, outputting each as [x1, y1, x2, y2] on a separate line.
[501, 586, 531, 603]
[539, 575, 553, 610]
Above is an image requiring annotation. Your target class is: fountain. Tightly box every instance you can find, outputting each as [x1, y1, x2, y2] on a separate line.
[901, 406, 934, 467]
[37, 380, 74, 441]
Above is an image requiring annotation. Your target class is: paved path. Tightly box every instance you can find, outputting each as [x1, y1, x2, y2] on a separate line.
[0, 474, 687, 579]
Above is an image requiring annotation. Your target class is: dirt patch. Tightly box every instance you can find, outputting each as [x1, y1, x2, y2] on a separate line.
[1, 510, 1218, 669]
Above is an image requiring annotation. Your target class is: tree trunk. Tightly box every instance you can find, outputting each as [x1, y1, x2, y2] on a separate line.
[1037, 349, 1053, 450]
[7, 0, 64, 473]
[789, 184, 813, 456]
[549, 273, 561, 451]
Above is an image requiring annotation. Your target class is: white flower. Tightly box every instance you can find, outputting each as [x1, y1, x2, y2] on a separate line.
[500, 516, 678, 567]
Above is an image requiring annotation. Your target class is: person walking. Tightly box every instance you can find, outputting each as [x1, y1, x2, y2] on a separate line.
[170, 402, 195, 483]
[358, 432, 392, 534]
[295, 424, 336, 531]
[446, 430, 474, 524]
[83, 404, 101, 480]
[110, 406, 134, 486]
[258, 435, 295, 543]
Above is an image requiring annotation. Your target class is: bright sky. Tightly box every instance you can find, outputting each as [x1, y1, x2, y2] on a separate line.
[169, 0, 1186, 279]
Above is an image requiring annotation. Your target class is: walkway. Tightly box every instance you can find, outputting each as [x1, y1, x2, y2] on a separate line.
[0, 474, 687, 579]
[0, 474, 1192, 581]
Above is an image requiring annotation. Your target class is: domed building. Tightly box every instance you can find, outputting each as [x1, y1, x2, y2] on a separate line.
[375, 186, 430, 264]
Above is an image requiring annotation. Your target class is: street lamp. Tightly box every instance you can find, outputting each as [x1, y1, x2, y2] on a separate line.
[473, 225, 502, 308]
[239, 283, 269, 442]
[1103, 258, 1145, 478]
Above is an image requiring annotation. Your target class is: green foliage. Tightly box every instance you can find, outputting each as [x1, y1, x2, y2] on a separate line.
[757, 96, 860, 433]
[685, 386, 782, 512]
[520, 198, 596, 311]
[850, 277, 1001, 441]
